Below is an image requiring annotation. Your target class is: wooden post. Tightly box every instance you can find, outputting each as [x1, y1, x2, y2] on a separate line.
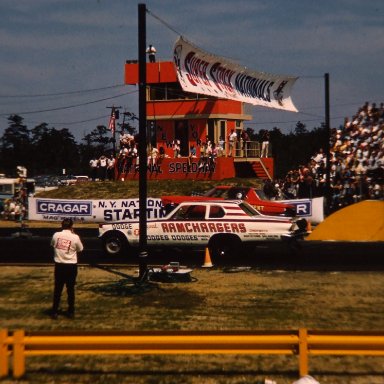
[0, 329, 9, 378]
[298, 328, 309, 377]
[13, 330, 25, 379]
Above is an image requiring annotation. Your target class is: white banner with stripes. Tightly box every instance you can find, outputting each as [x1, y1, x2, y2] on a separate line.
[173, 36, 298, 112]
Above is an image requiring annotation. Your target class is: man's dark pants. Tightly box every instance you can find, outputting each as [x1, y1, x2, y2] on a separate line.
[52, 263, 78, 315]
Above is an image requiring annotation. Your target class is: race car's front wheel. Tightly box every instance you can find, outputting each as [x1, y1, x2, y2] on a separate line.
[102, 232, 128, 257]
[208, 235, 242, 262]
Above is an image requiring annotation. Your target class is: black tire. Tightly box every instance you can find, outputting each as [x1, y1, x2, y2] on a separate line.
[208, 234, 242, 262]
[102, 232, 128, 257]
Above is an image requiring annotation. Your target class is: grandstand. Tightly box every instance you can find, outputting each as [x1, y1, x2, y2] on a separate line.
[275, 102, 383, 212]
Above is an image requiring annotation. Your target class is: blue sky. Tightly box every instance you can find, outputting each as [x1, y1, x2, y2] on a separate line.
[0, 0, 383, 142]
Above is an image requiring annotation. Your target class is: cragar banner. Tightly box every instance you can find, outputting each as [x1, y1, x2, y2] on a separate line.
[28, 197, 165, 223]
[173, 36, 298, 112]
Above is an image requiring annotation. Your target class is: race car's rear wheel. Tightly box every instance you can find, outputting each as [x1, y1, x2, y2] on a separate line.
[208, 235, 242, 263]
[102, 232, 128, 257]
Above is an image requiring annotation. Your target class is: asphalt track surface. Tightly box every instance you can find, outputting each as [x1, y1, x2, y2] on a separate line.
[0, 227, 383, 271]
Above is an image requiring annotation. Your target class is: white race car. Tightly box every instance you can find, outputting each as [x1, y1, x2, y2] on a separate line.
[98, 200, 307, 259]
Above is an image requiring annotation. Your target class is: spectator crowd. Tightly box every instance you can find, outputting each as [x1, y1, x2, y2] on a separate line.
[266, 102, 383, 212]
[0, 189, 28, 221]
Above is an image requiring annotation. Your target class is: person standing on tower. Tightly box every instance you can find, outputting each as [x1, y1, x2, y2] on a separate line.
[146, 44, 157, 63]
[261, 130, 270, 158]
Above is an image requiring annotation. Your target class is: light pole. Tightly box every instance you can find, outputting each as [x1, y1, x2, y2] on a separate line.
[324, 73, 331, 214]
[138, 3, 148, 279]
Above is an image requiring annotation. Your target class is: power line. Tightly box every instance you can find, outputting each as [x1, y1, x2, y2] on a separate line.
[22, 114, 112, 127]
[0, 84, 126, 99]
[146, 8, 184, 37]
[246, 115, 345, 126]
[0, 89, 138, 116]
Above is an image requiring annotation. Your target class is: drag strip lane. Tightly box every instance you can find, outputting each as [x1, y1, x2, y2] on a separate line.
[0, 228, 383, 270]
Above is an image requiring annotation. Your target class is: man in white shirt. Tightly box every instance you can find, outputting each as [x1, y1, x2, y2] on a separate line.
[98, 154, 108, 181]
[261, 130, 270, 158]
[228, 129, 237, 157]
[107, 155, 116, 180]
[89, 158, 99, 181]
[50, 218, 84, 319]
[146, 44, 157, 63]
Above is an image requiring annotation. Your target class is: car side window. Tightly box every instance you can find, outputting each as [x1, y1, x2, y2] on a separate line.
[171, 206, 189, 220]
[185, 205, 206, 220]
[171, 205, 206, 220]
[209, 205, 225, 219]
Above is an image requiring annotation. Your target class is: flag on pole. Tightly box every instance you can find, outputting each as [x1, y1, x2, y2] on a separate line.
[108, 107, 116, 134]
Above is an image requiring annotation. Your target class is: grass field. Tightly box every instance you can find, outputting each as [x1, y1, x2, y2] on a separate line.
[34, 178, 261, 200]
[1, 265, 384, 383]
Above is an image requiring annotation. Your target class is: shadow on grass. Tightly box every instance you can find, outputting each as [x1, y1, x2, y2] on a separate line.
[78, 264, 156, 296]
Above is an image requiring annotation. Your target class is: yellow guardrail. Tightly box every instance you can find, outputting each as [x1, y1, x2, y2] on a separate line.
[1, 328, 384, 379]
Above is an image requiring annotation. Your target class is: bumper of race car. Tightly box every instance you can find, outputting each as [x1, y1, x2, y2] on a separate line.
[282, 218, 309, 240]
[281, 229, 307, 241]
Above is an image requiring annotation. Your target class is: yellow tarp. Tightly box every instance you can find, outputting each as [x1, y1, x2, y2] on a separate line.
[306, 200, 384, 241]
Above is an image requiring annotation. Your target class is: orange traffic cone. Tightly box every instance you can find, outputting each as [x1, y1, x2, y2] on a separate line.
[307, 220, 312, 232]
[202, 247, 213, 268]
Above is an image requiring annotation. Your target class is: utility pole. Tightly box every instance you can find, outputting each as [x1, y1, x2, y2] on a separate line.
[138, 3, 148, 278]
[120, 111, 139, 135]
[324, 73, 331, 214]
[106, 106, 121, 155]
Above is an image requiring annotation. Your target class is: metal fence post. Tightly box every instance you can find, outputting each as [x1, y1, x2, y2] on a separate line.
[0, 329, 9, 378]
[13, 329, 25, 379]
[298, 328, 309, 376]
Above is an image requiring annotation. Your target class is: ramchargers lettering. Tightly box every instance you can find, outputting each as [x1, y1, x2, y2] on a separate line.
[37, 200, 92, 216]
[161, 222, 246, 233]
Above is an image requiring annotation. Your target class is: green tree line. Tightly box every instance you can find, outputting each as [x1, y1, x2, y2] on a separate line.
[0, 114, 329, 178]
[0, 115, 135, 177]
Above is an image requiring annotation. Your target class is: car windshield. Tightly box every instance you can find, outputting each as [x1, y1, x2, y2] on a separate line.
[227, 187, 250, 200]
[255, 189, 268, 200]
[239, 201, 261, 216]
